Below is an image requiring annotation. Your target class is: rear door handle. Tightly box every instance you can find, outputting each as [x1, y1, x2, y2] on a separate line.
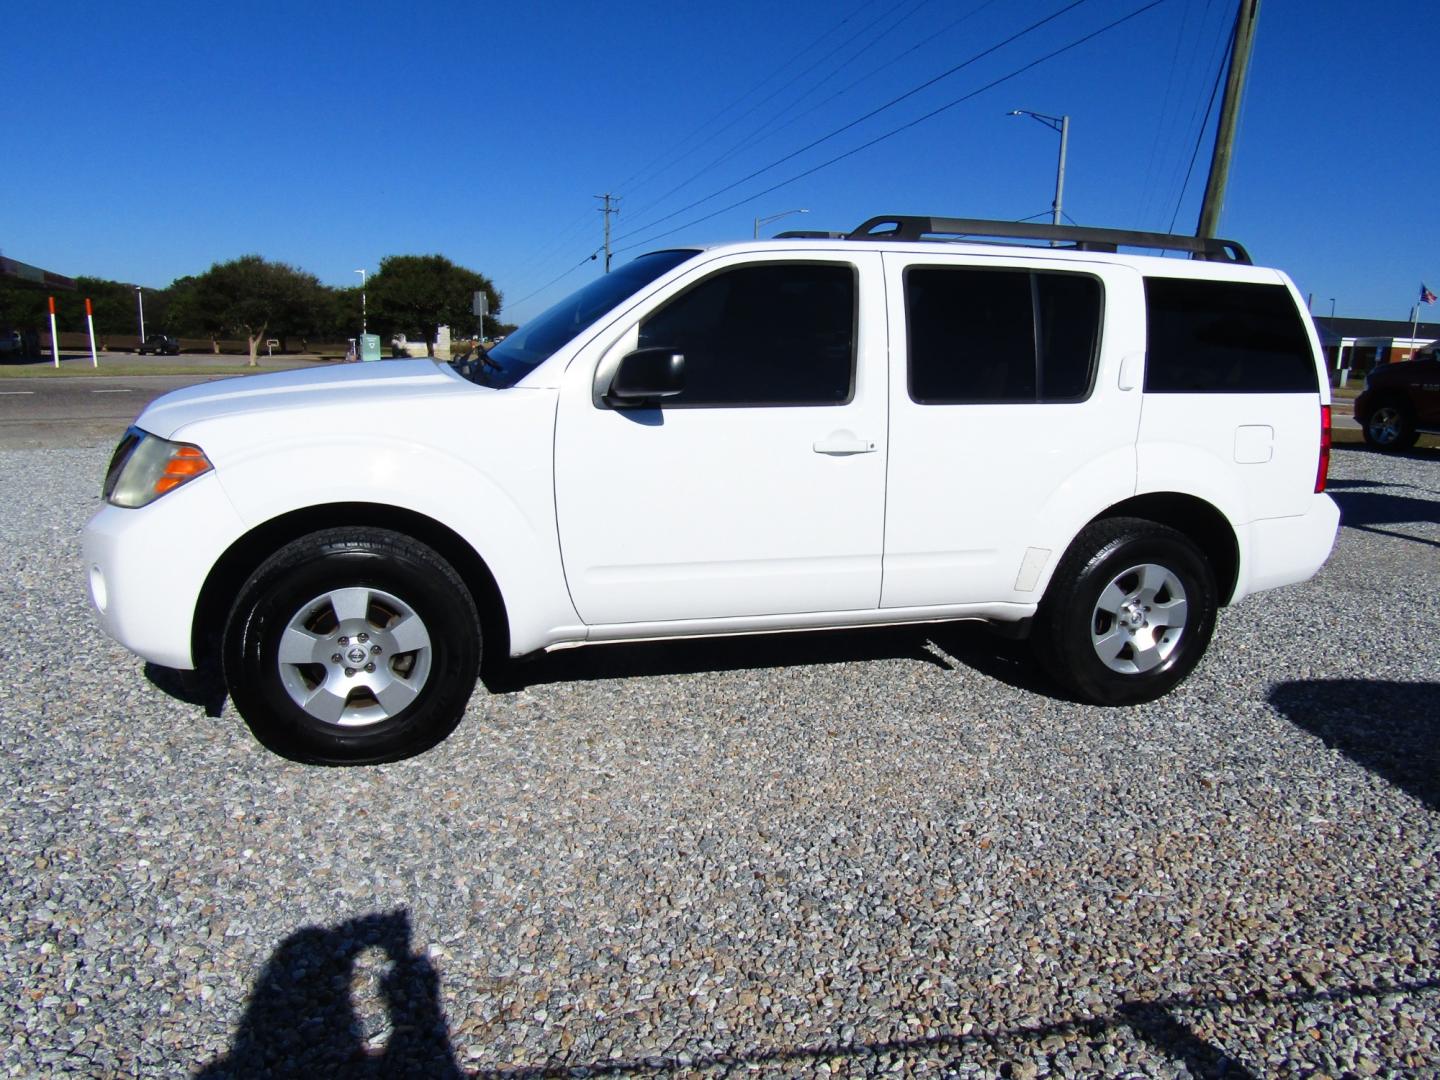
[813, 431, 877, 455]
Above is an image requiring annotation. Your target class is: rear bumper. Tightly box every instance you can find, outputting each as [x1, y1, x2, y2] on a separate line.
[82, 475, 246, 670]
[1231, 494, 1340, 603]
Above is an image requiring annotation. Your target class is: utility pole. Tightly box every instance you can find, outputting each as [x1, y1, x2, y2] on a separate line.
[595, 193, 620, 273]
[1196, 0, 1261, 240]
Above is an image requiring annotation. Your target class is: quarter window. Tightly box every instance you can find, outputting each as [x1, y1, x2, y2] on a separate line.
[635, 262, 856, 406]
[1143, 278, 1317, 393]
[905, 267, 1102, 404]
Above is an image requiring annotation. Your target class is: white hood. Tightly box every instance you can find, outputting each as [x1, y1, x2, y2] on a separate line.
[135, 360, 471, 440]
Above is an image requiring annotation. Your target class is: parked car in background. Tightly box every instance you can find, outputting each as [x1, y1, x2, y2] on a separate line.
[137, 334, 181, 356]
[1354, 357, 1440, 450]
[0, 329, 23, 361]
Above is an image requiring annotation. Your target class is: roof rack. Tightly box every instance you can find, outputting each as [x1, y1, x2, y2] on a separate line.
[772, 229, 849, 239]
[845, 216, 1251, 265]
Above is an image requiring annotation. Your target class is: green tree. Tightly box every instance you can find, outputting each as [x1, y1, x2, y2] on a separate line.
[181, 255, 327, 366]
[368, 255, 501, 357]
[70, 277, 146, 339]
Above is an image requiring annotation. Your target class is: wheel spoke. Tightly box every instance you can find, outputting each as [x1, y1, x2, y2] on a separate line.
[388, 613, 431, 654]
[1096, 581, 1128, 615]
[1152, 596, 1188, 629]
[1138, 564, 1171, 602]
[301, 684, 349, 723]
[1130, 638, 1165, 673]
[375, 677, 420, 716]
[278, 626, 326, 665]
[328, 587, 372, 624]
[1092, 627, 1129, 664]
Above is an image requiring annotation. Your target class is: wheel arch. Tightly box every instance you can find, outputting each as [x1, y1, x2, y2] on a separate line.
[192, 502, 509, 670]
[1087, 492, 1240, 604]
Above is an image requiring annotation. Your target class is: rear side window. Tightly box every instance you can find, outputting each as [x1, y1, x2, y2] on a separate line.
[1144, 278, 1317, 393]
[906, 267, 1101, 404]
[636, 262, 856, 406]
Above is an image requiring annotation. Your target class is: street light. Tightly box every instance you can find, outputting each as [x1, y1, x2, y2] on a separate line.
[134, 285, 146, 343]
[355, 269, 367, 335]
[1329, 298, 1337, 318]
[754, 208, 809, 238]
[1008, 109, 1070, 232]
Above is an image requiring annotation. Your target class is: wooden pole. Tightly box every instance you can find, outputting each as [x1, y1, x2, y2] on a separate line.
[1197, 0, 1261, 240]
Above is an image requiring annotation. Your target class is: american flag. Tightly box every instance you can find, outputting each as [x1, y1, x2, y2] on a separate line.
[1422, 283, 1438, 304]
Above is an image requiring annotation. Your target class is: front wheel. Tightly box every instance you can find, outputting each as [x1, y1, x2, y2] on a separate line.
[1035, 518, 1217, 706]
[224, 528, 481, 764]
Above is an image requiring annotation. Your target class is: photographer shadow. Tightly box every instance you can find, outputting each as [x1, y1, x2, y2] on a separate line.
[196, 909, 461, 1079]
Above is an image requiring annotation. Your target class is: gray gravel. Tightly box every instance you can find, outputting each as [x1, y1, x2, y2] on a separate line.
[1, 442, 1436, 1078]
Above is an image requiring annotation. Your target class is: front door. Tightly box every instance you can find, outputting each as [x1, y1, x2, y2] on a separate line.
[554, 251, 888, 627]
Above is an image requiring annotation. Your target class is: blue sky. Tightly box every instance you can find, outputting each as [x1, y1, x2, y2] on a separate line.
[3, 0, 1436, 326]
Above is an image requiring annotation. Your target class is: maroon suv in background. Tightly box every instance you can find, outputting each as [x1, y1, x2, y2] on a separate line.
[1354, 357, 1440, 450]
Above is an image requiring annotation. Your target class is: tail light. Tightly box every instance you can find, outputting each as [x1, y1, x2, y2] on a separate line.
[1315, 404, 1331, 493]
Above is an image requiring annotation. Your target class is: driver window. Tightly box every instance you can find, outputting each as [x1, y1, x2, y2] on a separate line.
[635, 262, 856, 406]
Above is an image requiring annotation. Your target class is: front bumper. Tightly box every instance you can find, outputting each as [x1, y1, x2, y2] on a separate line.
[82, 474, 247, 670]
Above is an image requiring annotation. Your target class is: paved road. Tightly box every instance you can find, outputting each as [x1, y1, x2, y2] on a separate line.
[0, 374, 221, 448]
[0, 374, 239, 449]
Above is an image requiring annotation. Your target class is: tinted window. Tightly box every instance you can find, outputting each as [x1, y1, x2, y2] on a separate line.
[1143, 278, 1317, 393]
[906, 267, 1101, 404]
[636, 262, 855, 406]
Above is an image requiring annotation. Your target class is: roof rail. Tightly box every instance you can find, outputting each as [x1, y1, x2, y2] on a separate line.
[845, 216, 1251, 265]
[773, 229, 849, 239]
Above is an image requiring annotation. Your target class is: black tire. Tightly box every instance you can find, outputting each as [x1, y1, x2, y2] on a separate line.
[1360, 399, 1419, 451]
[224, 527, 481, 764]
[1035, 517, 1217, 706]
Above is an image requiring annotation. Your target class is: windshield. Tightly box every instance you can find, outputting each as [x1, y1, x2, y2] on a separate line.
[453, 249, 697, 388]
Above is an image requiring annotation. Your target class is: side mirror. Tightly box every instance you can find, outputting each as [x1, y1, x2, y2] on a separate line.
[606, 348, 685, 407]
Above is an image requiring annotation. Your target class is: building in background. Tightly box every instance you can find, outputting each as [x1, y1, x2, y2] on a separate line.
[1311, 315, 1438, 377]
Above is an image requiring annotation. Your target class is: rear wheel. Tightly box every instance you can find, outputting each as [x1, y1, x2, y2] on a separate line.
[224, 528, 480, 764]
[1362, 400, 1418, 451]
[1036, 518, 1217, 706]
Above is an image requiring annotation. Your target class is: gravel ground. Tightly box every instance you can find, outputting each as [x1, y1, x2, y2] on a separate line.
[1, 443, 1436, 1078]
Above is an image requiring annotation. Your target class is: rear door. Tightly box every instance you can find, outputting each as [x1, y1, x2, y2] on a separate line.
[880, 253, 1144, 609]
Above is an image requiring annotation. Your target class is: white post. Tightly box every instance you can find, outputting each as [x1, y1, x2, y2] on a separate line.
[135, 286, 146, 344]
[85, 297, 98, 367]
[1409, 304, 1420, 358]
[48, 296, 60, 368]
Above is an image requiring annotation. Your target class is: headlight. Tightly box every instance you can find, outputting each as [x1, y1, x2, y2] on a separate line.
[103, 427, 213, 508]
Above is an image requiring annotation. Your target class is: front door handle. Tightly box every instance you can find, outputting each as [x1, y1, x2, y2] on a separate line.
[813, 431, 877, 455]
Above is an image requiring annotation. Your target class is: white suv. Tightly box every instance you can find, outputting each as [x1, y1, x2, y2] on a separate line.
[83, 216, 1340, 763]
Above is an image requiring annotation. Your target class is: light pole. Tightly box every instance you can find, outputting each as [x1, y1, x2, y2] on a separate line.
[1329, 298, 1336, 318]
[1008, 110, 1070, 232]
[355, 269, 367, 335]
[754, 208, 809, 238]
[134, 286, 146, 342]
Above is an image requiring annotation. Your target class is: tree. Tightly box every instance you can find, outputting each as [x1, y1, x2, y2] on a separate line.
[181, 256, 327, 366]
[368, 255, 501, 357]
[71, 277, 146, 338]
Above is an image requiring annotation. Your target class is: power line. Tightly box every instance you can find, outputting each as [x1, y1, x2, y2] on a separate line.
[509, 250, 601, 311]
[725, 0, 1001, 169]
[1168, 16, 1231, 233]
[613, 0, 1171, 256]
[609, 0, 878, 200]
[508, 1, 878, 301]
[610, 0, 1094, 246]
[620, 0, 931, 225]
